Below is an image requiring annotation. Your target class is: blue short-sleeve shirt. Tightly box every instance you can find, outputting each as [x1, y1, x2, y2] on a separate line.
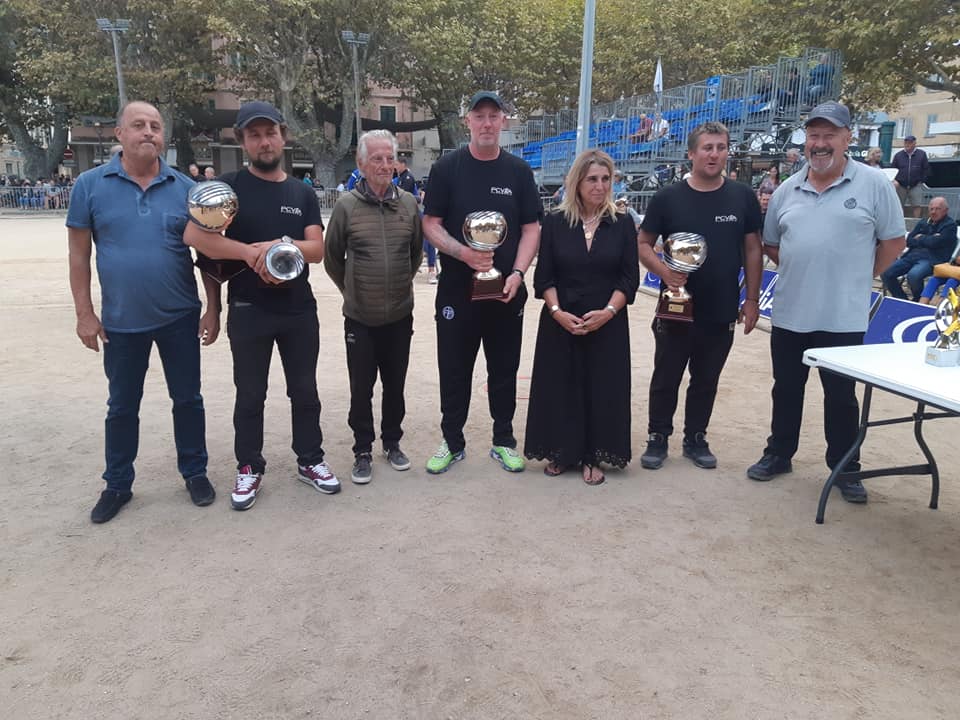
[66, 154, 200, 332]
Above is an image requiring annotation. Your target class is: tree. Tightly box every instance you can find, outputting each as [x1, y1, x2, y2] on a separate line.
[214, 0, 391, 187]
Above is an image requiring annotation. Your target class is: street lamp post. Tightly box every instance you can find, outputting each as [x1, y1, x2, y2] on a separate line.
[575, 0, 596, 155]
[341, 30, 370, 147]
[94, 122, 104, 166]
[97, 18, 131, 109]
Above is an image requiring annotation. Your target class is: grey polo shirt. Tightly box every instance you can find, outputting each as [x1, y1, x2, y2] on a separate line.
[763, 157, 904, 333]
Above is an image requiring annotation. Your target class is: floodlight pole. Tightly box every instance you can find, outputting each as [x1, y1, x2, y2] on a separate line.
[97, 19, 130, 109]
[342, 30, 370, 146]
[575, 0, 596, 155]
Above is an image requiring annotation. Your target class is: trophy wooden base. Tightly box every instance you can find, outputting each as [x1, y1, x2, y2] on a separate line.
[471, 274, 506, 301]
[195, 253, 247, 284]
[655, 291, 694, 322]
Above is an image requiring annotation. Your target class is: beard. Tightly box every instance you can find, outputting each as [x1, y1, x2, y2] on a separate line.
[250, 154, 282, 172]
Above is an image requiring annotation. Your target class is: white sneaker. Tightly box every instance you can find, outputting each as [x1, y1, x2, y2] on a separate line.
[232, 465, 262, 511]
[298, 461, 341, 494]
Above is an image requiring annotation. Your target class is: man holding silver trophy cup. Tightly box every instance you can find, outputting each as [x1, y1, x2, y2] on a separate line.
[184, 101, 339, 511]
[68, 101, 220, 523]
[638, 121, 763, 472]
[421, 91, 541, 475]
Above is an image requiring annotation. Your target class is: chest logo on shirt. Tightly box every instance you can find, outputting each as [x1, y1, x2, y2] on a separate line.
[715, 214, 738, 223]
[490, 186, 513, 196]
[844, 198, 857, 209]
[441, 305, 455, 320]
[281, 206, 303, 216]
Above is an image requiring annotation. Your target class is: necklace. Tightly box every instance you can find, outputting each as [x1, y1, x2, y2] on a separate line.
[582, 214, 600, 241]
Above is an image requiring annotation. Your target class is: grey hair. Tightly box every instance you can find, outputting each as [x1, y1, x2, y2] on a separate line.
[357, 130, 398, 163]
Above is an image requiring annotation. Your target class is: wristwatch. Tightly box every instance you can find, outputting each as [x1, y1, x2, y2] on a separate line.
[549, 304, 560, 315]
[511, 268, 525, 281]
[605, 304, 617, 316]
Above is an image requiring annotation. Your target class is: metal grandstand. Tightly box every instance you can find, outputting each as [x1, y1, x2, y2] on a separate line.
[503, 47, 842, 186]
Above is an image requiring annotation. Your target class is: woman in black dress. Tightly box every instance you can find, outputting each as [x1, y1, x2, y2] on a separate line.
[524, 150, 640, 485]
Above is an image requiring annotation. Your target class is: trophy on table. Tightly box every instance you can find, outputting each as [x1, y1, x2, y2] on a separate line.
[463, 211, 508, 300]
[924, 288, 960, 367]
[655, 232, 708, 322]
[187, 180, 305, 284]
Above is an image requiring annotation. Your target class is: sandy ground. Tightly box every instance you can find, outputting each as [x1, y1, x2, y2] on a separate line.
[1, 213, 959, 720]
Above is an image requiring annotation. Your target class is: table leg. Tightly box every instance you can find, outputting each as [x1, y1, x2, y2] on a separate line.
[912, 402, 940, 510]
[816, 384, 873, 524]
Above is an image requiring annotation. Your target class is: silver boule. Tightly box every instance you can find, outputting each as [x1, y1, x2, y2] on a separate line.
[662, 232, 708, 274]
[187, 180, 239, 231]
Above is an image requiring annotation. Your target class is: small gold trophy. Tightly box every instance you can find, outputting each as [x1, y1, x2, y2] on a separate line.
[924, 288, 960, 367]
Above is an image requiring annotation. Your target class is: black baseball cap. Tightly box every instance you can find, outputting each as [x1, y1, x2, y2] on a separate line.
[467, 91, 505, 112]
[804, 101, 851, 128]
[235, 101, 284, 129]
[904, 134, 917, 142]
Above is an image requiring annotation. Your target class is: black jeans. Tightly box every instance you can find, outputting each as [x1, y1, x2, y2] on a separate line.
[227, 301, 324, 473]
[435, 282, 527, 453]
[344, 314, 414, 455]
[648, 318, 734, 439]
[764, 327, 863, 470]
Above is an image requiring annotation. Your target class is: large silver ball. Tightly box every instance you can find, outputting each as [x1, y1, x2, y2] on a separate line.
[187, 180, 239, 231]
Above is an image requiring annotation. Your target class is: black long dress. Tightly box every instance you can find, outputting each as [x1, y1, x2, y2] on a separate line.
[524, 210, 640, 468]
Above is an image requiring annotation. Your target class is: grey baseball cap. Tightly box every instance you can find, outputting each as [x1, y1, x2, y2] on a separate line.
[805, 101, 851, 128]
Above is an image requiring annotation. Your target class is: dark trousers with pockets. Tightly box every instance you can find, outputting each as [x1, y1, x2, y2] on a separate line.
[228, 302, 324, 474]
[102, 309, 207, 492]
[648, 318, 734, 439]
[764, 327, 863, 470]
[436, 283, 526, 454]
[344, 314, 414, 456]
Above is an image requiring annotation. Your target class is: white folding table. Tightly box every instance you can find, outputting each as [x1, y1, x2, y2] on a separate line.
[802, 343, 960, 524]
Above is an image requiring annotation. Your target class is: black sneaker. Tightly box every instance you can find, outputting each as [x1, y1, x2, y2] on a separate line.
[91, 489, 133, 524]
[682, 432, 717, 469]
[837, 478, 868, 504]
[747, 453, 793, 482]
[351, 453, 373, 485]
[185, 475, 215, 507]
[640, 433, 668, 470]
[384, 446, 411, 471]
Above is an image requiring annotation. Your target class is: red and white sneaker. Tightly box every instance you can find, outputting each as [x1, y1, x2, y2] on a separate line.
[298, 461, 340, 495]
[232, 465, 262, 511]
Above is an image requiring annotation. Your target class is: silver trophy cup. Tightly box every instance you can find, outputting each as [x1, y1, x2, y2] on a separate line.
[265, 236, 305, 282]
[656, 231, 708, 322]
[463, 211, 508, 300]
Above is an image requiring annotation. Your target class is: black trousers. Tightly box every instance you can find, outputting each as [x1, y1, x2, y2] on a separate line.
[344, 314, 413, 455]
[764, 327, 863, 470]
[435, 282, 527, 453]
[227, 302, 325, 473]
[648, 318, 734, 438]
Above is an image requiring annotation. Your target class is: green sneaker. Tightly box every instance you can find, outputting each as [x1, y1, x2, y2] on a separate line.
[426, 441, 465, 474]
[490, 445, 525, 472]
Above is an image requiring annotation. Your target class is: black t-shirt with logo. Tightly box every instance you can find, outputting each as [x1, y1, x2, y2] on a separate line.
[423, 147, 540, 287]
[641, 178, 761, 324]
[219, 169, 324, 314]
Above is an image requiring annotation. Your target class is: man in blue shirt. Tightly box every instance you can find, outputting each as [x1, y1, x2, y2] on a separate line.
[881, 196, 958, 300]
[67, 101, 221, 523]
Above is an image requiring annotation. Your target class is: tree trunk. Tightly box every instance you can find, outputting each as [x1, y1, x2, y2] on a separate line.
[436, 109, 465, 151]
[0, 100, 70, 179]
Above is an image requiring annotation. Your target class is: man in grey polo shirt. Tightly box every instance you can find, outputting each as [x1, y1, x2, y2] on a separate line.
[747, 101, 905, 504]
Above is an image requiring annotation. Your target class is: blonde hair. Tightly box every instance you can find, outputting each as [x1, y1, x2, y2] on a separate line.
[557, 150, 618, 226]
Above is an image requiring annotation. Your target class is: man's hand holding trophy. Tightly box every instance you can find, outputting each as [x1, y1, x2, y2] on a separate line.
[655, 232, 708, 322]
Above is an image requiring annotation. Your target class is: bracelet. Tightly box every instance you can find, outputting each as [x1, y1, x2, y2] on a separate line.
[605, 304, 617, 316]
[549, 304, 560, 315]
[511, 268, 525, 281]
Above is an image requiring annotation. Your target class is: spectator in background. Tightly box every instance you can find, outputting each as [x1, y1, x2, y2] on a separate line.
[612, 171, 627, 194]
[109, 144, 123, 158]
[203, 167, 216, 180]
[864, 147, 883, 168]
[303, 172, 314, 187]
[188, 163, 202, 182]
[727, 169, 739, 182]
[806, 53, 834, 105]
[891, 135, 930, 219]
[881, 196, 957, 301]
[630, 113, 654, 142]
[758, 165, 780, 195]
[654, 112, 670, 140]
[346, 167, 362, 190]
[781, 148, 805, 178]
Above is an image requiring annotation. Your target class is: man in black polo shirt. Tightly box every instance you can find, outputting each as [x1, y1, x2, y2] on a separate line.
[184, 100, 338, 510]
[638, 121, 763, 470]
[421, 91, 540, 474]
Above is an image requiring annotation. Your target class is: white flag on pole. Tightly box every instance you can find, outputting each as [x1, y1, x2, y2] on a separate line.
[653, 57, 663, 93]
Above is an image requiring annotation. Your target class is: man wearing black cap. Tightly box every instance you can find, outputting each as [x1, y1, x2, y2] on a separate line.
[747, 101, 906, 505]
[184, 100, 339, 510]
[891, 135, 930, 219]
[421, 90, 541, 475]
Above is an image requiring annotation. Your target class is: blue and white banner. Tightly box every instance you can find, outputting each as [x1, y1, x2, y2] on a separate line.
[864, 297, 939, 345]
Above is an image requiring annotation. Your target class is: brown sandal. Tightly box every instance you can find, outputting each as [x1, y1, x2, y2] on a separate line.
[582, 464, 605, 486]
[544, 461, 567, 477]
